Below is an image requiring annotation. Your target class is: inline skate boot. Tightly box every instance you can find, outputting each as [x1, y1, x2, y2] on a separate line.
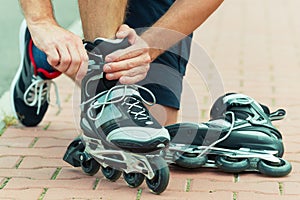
[63, 38, 170, 194]
[164, 93, 292, 177]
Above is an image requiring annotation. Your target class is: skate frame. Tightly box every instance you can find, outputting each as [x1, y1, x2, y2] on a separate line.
[84, 137, 156, 180]
[166, 143, 281, 170]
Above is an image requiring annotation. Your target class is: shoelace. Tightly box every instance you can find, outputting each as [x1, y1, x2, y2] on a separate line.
[199, 111, 235, 157]
[24, 76, 61, 115]
[81, 84, 156, 122]
[121, 96, 150, 121]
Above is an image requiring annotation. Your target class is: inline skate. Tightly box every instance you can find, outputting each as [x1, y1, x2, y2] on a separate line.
[164, 93, 292, 177]
[63, 38, 170, 194]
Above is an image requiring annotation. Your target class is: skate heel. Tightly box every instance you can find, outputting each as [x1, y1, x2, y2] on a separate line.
[63, 137, 101, 176]
[63, 137, 85, 167]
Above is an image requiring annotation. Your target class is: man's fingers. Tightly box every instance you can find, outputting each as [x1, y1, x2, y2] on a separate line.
[55, 45, 71, 73]
[116, 24, 136, 44]
[119, 71, 148, 85]
[46, 47, 60, 67]
[65, 43, 82, 77]
[104, 53, 151, 73]
[106, 64, 149, 81]
[76, 47, 89, 81]
[106, 45, 148, 63]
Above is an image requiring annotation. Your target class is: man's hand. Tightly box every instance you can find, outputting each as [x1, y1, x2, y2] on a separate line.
[28, 21, 88, 81]
[104, 24, 151, 84]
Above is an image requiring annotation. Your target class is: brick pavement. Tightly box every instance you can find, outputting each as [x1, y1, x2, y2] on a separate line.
[1, 0, 300, 199]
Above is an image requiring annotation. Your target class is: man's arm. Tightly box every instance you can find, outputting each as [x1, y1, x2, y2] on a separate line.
[105, 0, 223, 84]
[142, 0, 224, 60]
[19, 0, 88, 80]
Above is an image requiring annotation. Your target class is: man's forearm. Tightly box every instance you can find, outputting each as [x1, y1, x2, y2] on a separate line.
[19, 0, 56, 25]
[141, 0, 224, 60]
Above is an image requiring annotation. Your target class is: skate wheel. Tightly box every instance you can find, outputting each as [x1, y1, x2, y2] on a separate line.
[174, 152, 208, 169]
[101, 166, 122, 182]
[80, 153, 100, 176]
[215, 156, 250, 173]
[258, 158, 292, 177]
[145, 157, 170, 195]
[123, 172, 144, 188]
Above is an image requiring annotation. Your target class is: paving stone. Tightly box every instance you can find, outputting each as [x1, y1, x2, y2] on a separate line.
[0, 168, 55, 180]
[140, 191, 233, 200]
[18, 157, 69, 169]
[3, 127, 78, 140]
[4, 177, 96, 190]
[170, 167, 234, 182]
[0, 137, 34, 148]
[0, 156, 20, 168]
[237, 192, 298, 200]
[57, 167, 94, 180]
[33, 138, 71, 148]
[238, 172, 295, 183]
[0, 146, 66, 158]
[282, 182, 300, 195]
[0, 189, 43, 200]
[44, 188, 138, 200]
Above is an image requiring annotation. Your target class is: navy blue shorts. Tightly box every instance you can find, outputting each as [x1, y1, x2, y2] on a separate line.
[126, 0, 192, 109]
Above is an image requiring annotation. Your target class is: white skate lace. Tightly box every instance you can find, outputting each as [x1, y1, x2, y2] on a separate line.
[82, 84, 156, 122]
[24, 76, 61, 115]
[199, 111, 235, 157]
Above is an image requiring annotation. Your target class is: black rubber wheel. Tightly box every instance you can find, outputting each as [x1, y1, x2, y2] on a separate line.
[80, 153, 100, 176]
[123, 172, 145, 188]
[101, 166, 122, 182]
[145, 157, 170, 195]
[174, 152, 208, 169]
[215, 156, 250, 173]
[258, 158, 292, 177]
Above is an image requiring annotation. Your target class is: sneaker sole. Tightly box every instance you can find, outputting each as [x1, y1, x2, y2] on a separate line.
[10, 20, 27, 121]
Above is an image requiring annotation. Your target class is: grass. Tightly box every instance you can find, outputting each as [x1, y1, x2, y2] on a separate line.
[185, 178, 192, 192]
[233, 192, 238, 200]
[38, 188, 48, 200]
[0, 177, 12, 190]
[29, 137, 39, 148]
[93, 178, 100, 190]
[0, 114, 17, 136]
[278, 182, 284, 195]
[14, 156, 24, 169]
[51, 168, 62, 180]
[234, 174, 239, 183]
[43, 122, 51, 131]
[136, 189, 143, 200]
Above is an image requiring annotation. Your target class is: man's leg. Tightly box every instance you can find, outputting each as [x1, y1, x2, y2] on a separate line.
[78, 0, 128, 40]
[147, 105, 178, 126]
[78, 0, 178, 126]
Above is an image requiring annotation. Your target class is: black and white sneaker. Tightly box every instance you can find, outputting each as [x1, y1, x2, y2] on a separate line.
[80, 39, 170, 153]
[10, 20, 61, 127]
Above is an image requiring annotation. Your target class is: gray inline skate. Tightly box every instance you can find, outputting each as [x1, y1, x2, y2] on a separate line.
[164, 93, 292, 177]
[64, 38, 170, 194]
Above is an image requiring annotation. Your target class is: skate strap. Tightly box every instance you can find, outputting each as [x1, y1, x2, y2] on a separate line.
[167, 115, 233, 146]
[167, 112, 235, 156]
[84, 38, 130, 65]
